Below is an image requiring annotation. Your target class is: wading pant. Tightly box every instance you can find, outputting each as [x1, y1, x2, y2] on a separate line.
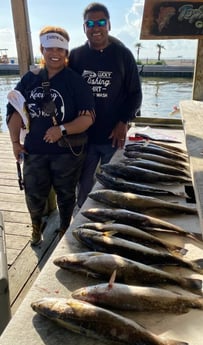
[23, 152, 85, 230]
[77, 143, 117, 207]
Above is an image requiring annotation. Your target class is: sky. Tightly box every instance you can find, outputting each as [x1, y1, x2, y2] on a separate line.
[0, 0, 198, 61]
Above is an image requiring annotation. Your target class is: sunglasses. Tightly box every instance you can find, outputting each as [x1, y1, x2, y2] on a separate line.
[85, 18, 107, 28]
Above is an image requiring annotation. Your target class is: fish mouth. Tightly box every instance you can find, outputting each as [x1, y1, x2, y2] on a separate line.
[53, 252, 103, 269]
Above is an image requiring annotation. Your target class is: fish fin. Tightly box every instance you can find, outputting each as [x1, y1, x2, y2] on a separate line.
[191, 258, 203, 274]
[103, 230, 118, 237]
[104, 221, 115, 225]
[183, 277, 202, 294]
[108, 270, 117, 288]
[176, 191, 189, 198]
[168, 248, 188, 257]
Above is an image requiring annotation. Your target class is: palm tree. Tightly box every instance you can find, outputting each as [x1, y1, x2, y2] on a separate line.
[135, 43, 143, 62]
[156, 43, 165, 61]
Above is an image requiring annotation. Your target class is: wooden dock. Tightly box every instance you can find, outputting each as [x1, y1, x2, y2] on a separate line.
[0, 132, 60, 316]
[1, 126, 203, 345]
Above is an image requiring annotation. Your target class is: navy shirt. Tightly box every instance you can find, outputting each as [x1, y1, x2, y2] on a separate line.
[7, 67, 94, 154]
[69, 42, 142, 144]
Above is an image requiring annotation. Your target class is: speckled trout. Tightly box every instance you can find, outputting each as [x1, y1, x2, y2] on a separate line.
[120, 159, 191, 178]
[81, 207, 196, 238]
[123, 151, 189, 169]
[89, 189, 197, 217]
[31, 297, 188, 345]
[53, 252, 202, 294]
[77, 222, 187, 255]
[124, 142, 188, 162]
[72, 228, 203, 274]
[72, 282, 203, 313]
[101, 163, 191, 184]
[96, 172, 189, 198]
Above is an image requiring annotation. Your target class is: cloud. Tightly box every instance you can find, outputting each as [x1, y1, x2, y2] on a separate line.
[0, 28, 17, 57]
[114, 0, 197, 59]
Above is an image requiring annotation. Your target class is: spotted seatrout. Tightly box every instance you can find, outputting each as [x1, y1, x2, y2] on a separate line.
[124, 142, 188, 162]
[31, 297, 188, 345]
[88, 189, 197, 216]
[72, 228, 203, 274]
[53, 252, 202, 294]
[72, 282, 203, 313]
[123, 151, 188, 169]
[101, 163, 191, 184]
[77, 222, 187, 255]
[96, 172, 189, 198]
[81, 207, 199, 241]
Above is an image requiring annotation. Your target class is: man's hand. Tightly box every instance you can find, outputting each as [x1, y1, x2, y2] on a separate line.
[109, 121, 128, 149]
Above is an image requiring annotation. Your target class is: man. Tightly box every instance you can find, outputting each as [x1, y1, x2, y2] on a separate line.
[69, 2, 142, 208]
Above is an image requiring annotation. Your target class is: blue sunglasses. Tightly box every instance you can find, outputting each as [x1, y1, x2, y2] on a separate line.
[85, 18, 107, 28]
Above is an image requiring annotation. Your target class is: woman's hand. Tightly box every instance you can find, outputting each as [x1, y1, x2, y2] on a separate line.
[43, 126, 62, 144]
[12, 142, 26, 161]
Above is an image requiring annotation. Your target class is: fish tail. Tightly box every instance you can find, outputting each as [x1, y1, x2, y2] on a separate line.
[187, 233, 203, 242]
[191, 258, 203, 274]
[181, 277, 202, 294]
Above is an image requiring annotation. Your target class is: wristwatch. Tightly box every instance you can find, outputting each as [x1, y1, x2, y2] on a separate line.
[59, 124, 67, 136]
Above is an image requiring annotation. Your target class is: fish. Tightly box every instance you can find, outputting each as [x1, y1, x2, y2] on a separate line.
[125, 141, 188, 157]
[101, 163, 191, 184]
[145, 140, 187, 155]
[77, 222, 187, 255]
[72, 282, 203, 313]
[123, 151, 189, 169]
[82, 207, 201, 242]
[88, 189, 197, 216]
[96, 172, 189, 198]
[31, 297, 188, 345]
[125, 142, 188, 162]
[120, 159, 191, 178]
[72, 228, 203, 274]
[53, 252, 202, 294]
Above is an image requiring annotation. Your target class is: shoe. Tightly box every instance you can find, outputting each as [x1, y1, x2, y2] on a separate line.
[30, 224, 42, 246]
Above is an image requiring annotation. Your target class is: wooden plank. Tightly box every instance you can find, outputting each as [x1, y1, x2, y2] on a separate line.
[0, 193, 25, 202]
[5, 222, 31, 236]
[0, 131, 60, 318]
[0, 202, 28, 212]
[8, 211, 59, 308]
[10, 0, 34, 76]
[180, 99, 203, 235]
[193, 39, 203, 101]
[10, 235, 60, 316]
[3, 211, 30, 223]
[0, 186, 22, 194]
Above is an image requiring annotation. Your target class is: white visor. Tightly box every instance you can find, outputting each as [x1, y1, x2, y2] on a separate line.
[40, 33, 69, 50]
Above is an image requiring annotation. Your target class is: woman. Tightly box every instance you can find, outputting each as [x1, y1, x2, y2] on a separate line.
[7, 26, 95, 245]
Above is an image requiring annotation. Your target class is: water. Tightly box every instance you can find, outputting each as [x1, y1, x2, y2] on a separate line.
[141, 77, 193, 118]
[0, 75, 193, 133]
[0, 75, 20, 132]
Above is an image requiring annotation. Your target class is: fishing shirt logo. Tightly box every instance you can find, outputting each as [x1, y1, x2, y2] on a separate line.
[28, 87, 65, 121]
[82, 70, 112, 98]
